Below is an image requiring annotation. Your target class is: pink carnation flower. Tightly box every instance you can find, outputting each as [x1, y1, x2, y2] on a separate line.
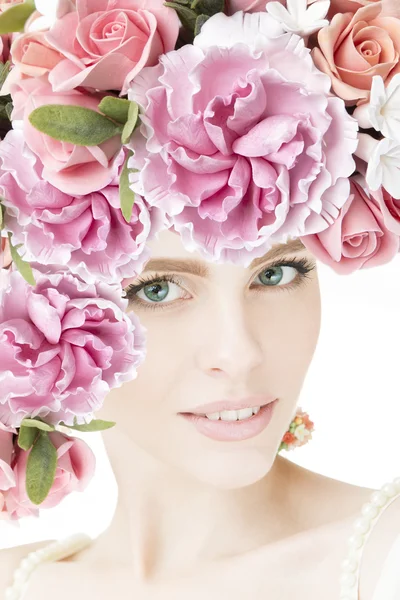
[300, 176, 400, 273]
[2, 430, 96, 520]
[0, 131, 166, 285]
[0, 266, 146, 429]
[127, 12, 358, 265]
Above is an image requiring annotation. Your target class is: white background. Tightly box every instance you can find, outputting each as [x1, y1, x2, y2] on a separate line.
[1, 254, 400, 549]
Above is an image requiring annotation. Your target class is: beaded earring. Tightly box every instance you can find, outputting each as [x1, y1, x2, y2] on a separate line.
[278, 407, 315, 453]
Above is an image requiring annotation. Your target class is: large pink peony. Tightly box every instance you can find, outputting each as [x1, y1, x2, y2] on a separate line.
[0, 131, 166, 285]
[3, 430, 96, 520]
[300, 176, 400, 273]
[45, 0, 180, 95]
[0, 266, 147, 429]
[6, 76, 122, 196]
[127, 12, 359, 265]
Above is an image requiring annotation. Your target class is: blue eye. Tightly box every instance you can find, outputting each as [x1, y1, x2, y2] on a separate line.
[123, 257, 316, 310]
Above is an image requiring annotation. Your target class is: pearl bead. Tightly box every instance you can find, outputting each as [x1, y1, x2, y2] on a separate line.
[341, 557, 358, 572]
[353, 516, 371, 535]
[347, 534, 365, 549]
[361, 502, 379, 519]
[370, 490, 389, 507]
[382, 482, 398, 498]
[340, 571, 357, 587]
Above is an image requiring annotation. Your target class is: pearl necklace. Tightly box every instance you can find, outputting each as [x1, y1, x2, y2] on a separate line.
[4, 532, 93, 600]
[340, 476, 400, 599]
[5, 478, 400, 600]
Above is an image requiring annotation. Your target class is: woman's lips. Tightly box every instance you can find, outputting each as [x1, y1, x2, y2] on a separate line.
[179, 399, 279, 442]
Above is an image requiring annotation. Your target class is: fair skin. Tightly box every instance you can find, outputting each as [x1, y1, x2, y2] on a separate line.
[3, 229, 400, 599]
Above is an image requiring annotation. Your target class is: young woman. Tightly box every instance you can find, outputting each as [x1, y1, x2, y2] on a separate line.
[3, 229, 400, 600]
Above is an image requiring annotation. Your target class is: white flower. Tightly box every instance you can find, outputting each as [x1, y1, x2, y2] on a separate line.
[356, 133, 400, 199]
[294, 423, 307, 442]
[354, 75, 400, 142]
[266, 0, 330, 37]
[27, 0, 74, 32]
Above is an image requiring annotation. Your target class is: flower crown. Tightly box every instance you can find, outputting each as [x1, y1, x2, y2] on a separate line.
[0, 0, 399, 523]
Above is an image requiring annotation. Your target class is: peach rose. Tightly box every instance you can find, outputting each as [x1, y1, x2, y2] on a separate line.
[312, 3, 400, 104]
[328, 0, 400, 18]
[300, 176, 400, 273]
[9, 31, 64, 78]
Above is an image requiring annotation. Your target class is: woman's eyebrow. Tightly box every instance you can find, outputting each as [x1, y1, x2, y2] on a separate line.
[142, 239, 306, 278]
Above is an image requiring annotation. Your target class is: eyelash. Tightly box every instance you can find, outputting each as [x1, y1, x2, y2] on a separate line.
[123, 257, 316, 311]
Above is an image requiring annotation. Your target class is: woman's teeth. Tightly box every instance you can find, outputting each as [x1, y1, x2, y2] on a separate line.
[204, 406, 261, 421]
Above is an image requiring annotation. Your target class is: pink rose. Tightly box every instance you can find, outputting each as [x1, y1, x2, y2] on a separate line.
[0, 130, 166, 285]
[3, 431, 96, 520]
[300, 177, 400, 273]
[312, 3, 400, 105]
[128, 12, 358, 264]
[226, 0, 284, 15]
[7, 76, 122, 195]
[45, 0, 180, 95]
[9, 31, 64, 78]
[0, 33, 11, 63]
[0, 266, 147, 429]
[328, 0, 400, 18]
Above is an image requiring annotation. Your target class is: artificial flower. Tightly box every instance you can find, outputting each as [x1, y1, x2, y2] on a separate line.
[356, 133, 400, 199]
[127, 11, 358, 266]
[266, 0, 331, 37]
[0, 266, 147, 429]
[353, 74, 400, 141]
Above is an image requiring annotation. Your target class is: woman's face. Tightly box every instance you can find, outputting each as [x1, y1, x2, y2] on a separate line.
[101, 229, 322, 489]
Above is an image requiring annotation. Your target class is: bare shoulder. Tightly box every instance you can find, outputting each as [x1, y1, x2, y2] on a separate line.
[0, 539, 56, 596]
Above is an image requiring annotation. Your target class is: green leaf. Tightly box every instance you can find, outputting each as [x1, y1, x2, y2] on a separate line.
[58, 418, 116, 432]
[121, 101, 139, 145]
[25, 431, 57, 505]
[119, 151, 136, 223]
[0, 61, 10, 89]
[191, 0, 224, 16]
[7, 231, 36, 286]
[164, 2, 197, 31]
[5, 101, 13, 120]
[98, 96, 131, 124]
[17, 426, 38, 451]
[20, 418, 56, 432]
[28, 105, 123, 146]
[194, 13, 210, 36]
[0, 1, 36, 35]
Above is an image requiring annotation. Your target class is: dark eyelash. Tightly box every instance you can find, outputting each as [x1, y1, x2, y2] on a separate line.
[122, 257, 316, 310]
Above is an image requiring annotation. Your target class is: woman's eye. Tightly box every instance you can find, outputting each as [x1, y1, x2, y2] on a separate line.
[136, 280, 184, 304]
[255, 265, 297, 287]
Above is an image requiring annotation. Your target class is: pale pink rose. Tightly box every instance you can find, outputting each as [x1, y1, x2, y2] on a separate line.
[300, 177, 400, 273]
[128, 12, 358, 265]
[9, 31, 64, 77]
[312, 3, 400, 104]
[45, 0, 180, 95]
[0, 131, 166, 285]
[6, 76, 122, 195]
[0, 266, 147, 429]
[0, 235, 12, 270]
[226, 0, 284, 15]
[3, 431, 96, 519]
[328, 0, 400, 18]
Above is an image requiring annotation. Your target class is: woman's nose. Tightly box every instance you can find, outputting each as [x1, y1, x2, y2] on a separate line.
[194, 295, 264, 380]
